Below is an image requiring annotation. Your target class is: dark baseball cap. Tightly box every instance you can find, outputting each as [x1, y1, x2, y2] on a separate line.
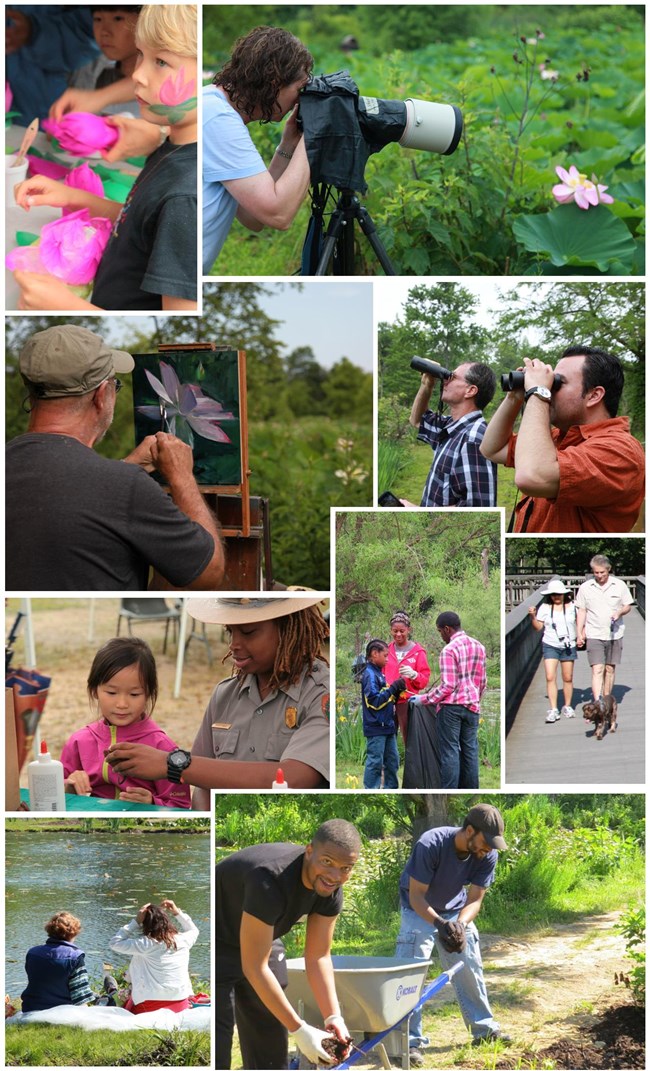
[465, 804, 507, 850]
[19, 325, 134, 398]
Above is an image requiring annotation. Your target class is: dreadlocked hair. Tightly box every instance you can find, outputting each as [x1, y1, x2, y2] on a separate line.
[226, 606, 329, 690]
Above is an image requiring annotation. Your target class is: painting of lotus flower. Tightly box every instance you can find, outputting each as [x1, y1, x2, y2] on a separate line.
[132, 349, 244, 486]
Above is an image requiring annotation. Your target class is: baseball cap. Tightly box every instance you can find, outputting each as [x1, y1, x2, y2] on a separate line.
[465, 804, 507, 850]
[19, 325, 134, 398]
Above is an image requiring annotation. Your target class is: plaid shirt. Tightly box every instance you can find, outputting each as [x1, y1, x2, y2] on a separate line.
[418, 410, 497, 507]
[422, 630, 487, 713]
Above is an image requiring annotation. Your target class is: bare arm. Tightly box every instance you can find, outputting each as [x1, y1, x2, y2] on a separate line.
[408, 877, 444, 926]
[104, 744, 323, 789]
[240, 913, 302, 1031]
[304, 913, 341, 1021]
[456, 884, 487, 926]
[576, 607, 587, 644]
[409, 374, 436, 428]
[479, 392, 524, 465]
[528, 607, 544, 631]
[513, 395, 560, 498]
[49, 79, 137, 121]
[227, 136, 310, 232]
[15, 175, 123, 221]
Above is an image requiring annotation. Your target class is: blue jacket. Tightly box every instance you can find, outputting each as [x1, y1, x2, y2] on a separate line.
[361, 663, 398, 737]
[21, 939, 92, 1012]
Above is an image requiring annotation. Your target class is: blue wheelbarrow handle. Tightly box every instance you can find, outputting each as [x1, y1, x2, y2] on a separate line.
[333, 961, 464, 1069]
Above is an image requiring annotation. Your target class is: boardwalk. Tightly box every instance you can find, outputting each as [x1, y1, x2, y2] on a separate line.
[506, 608, 645, 785]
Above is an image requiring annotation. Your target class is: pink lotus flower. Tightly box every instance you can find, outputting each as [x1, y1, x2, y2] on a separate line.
[159, 67, 196, 107]
[137, 362, 235, 447]
[6, 243, 47, 275]
[38, 209, 111, 284]
[41, 112, 119, 156]
[552, 164, 615, 210]
[6, 82, 12, 113]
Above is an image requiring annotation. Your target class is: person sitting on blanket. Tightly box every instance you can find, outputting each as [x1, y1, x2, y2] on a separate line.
[21, 911, 118, 1012]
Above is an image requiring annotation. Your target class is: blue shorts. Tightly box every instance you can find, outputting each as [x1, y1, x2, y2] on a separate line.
[542, 643, 577, 662]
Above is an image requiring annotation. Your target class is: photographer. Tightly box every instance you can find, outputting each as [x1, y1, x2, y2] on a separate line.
[480, 347, 645, 532]
[403, 361, 497, 507]
[203, 26, 313, 272]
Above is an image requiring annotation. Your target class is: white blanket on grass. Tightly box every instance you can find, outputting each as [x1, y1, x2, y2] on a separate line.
[7, 1004, 211, 1032]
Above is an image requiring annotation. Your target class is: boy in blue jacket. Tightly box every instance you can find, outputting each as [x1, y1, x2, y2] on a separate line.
[360, 639, 405, 789]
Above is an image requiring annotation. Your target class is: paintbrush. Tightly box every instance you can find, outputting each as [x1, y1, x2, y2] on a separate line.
[14, 118, 38, 168]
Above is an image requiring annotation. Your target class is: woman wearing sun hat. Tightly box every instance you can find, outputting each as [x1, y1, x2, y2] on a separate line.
[528, 579, 578, 723]
[106, 596, 330, 793]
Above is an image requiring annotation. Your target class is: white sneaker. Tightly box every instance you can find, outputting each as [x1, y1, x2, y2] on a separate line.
[561, 705, 575, 718]
[545, 708, 561, 723]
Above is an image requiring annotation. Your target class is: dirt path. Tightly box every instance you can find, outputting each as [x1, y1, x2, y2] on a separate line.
[338, 911, 636, 1068]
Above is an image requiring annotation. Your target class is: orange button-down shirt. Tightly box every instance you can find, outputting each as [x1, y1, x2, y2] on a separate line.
[507, 417, 645, 533]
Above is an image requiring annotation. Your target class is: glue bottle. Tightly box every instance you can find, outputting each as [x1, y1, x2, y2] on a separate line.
[272, 767, 289, 791]
[27, 740, 66, 811]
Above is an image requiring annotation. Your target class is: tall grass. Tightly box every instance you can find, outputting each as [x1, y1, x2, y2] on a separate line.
[377, 441, 411, 492]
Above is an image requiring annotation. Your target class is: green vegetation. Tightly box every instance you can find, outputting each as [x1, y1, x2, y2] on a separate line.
[205, 6, 644, 275]
[506, 536, 646, 575]
[616, 906, 646, 1006]
[5, 1025, 209, 1067]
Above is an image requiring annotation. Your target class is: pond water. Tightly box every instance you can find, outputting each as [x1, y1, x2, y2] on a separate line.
[5, 831, 211, 996]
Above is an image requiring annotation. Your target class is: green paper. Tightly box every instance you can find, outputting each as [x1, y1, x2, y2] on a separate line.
[15, 232, 39, 246]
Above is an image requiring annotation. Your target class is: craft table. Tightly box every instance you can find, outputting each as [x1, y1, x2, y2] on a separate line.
[5, 123, 140, 309]
[17, 788, 183, 813]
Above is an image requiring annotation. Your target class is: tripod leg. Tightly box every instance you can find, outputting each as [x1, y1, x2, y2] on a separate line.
[314, 203, 348, 276]
[355, 204, 396, 275]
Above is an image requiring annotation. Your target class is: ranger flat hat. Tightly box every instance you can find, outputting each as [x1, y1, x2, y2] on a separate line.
[19, 325, 134, 398]
[186, 596, 325, 625]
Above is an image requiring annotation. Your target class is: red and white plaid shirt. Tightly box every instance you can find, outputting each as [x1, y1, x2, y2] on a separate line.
[422, 630, 486, 713]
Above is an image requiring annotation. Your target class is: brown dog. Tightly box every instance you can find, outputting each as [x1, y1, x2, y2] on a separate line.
[582, 695, 618, 740]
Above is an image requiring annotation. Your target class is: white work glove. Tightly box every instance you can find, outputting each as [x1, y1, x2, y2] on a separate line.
[409, 694, 426, 704]
[400, 666, 418, 680]
[289, 1020, 336, 1065]
[325, 1012, 351, 1041]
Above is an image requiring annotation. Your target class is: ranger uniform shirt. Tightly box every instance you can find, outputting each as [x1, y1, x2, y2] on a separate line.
[191, 660, 330, 784]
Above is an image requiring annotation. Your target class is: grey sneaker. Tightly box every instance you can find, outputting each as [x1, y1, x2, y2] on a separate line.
[545, 708, 561, 723]
[561, 705, 575, 718]
[409, 1049, 425, 1067]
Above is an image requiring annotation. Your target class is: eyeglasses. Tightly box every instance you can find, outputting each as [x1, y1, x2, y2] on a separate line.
[111, 377, 123, 393]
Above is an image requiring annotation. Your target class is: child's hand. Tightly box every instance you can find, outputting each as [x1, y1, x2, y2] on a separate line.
[14, 176, 74, 212]
[66, 770, 92, 795]
[119, 786, 154, 805]
[14, 270, 83, 311]
[49, 88, 101, 122]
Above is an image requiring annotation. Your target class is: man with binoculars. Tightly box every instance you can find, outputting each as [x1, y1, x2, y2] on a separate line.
[405, 359, 497, 508]
[480, 347, 645, 532]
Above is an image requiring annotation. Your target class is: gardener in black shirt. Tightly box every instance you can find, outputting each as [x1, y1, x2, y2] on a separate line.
[216, 819, 361, 1069]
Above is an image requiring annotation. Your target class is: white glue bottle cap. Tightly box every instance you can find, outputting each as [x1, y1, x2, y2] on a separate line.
[272, 767, 289, 791]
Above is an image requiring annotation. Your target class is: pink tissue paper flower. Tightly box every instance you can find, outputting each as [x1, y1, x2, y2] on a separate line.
[41, 112, 119, 156]
[62, 162, 104, 214]
[6, 82, 12, 113]
[6, 209, 111, 284]
[27, 155, 69, 180]
[552, 164, 614, 210]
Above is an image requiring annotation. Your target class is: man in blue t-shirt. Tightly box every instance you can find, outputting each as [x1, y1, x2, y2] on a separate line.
[202, 26, 314, 272]
[396, 804, 510, 1061]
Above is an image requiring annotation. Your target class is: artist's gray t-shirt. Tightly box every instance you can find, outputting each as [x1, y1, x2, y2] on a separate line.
[6, 433, 214, 590]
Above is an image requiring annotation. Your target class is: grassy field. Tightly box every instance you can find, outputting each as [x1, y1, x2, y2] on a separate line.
[4, 1024, 209, 1067]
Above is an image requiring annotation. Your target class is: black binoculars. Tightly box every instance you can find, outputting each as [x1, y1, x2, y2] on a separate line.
[500, 371, 562, 392]
[410, 356, 452, 380]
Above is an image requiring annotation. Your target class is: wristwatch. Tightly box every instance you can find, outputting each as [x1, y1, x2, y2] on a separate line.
[524, 385, 552, 403]
[167, 748, 192, 783]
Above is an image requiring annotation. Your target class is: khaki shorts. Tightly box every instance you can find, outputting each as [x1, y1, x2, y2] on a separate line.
[586, 638, 623, 666]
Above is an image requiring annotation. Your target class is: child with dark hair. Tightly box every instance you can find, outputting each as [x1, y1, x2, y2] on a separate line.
[360, 639, 405, 790]
[60, 636, 191, 808]
[109, 898, 198, 1013]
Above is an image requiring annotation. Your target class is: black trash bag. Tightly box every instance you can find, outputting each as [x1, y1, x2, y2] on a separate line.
[402, 699, 441, 789]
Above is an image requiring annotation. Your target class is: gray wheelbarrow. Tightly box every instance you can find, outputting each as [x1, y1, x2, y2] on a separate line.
[286, 954, 463, 1069]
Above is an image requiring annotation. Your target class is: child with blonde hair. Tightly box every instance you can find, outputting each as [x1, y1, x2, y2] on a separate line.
[13, 4, 197, 312]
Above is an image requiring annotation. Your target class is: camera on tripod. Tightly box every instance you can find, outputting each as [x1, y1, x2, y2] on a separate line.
[500, 371, 562, 392]
[298, 71, 463, 276]
[410, 356, 453, 380]
[298, 71, 462, 192]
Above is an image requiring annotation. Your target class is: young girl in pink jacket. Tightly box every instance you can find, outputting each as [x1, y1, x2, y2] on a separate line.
[60, 637, 191, 808]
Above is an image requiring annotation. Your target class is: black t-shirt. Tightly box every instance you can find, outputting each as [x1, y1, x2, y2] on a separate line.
[5, 433, 215, 591]
[216, 844, 343, 949]
[92, 139, 197, 310]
